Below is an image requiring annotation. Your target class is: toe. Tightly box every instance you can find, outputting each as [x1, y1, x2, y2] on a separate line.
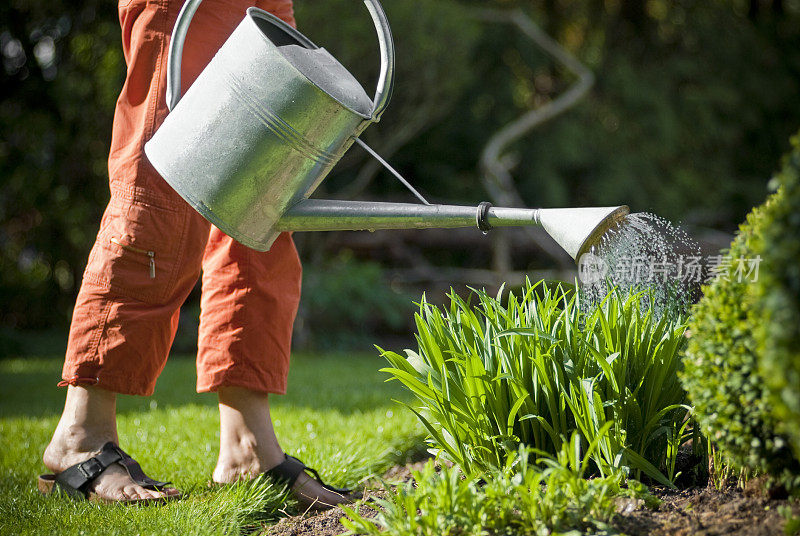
[108, 486, 128, 502]
[122, 484, 142, 500]
[135, 486, 163, 501]
[145, 488, 167, 500]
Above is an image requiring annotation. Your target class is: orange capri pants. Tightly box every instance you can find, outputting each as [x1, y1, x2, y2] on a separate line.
[60, 0, 301, 396]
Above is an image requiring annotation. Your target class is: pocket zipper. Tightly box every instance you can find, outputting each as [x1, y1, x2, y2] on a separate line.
[110, 237, 156, 279]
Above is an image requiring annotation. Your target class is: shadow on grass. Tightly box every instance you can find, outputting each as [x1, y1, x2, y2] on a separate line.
[0, 352, 413, 419]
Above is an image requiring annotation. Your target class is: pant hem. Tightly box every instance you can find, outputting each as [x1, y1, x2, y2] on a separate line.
[58, 371, 158, 397]
[196, 369, 287, 396]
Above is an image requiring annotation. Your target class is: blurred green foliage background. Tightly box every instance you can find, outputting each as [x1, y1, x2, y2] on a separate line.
[1, 0, 799, 351]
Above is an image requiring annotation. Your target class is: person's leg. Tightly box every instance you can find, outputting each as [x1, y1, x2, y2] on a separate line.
[192, 0, 350, 508]
[196, 230, 299, 457]
[42, 203, 206, 498]
[42, 200, 207, 499]
[42, 0, 230, 499]
[198, 230, 350, 508]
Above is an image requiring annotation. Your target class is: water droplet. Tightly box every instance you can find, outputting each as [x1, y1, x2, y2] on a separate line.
[580, 212, 701, 317]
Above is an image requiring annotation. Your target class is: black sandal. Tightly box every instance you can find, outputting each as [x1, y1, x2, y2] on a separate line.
[38, 442, 180, 504]
[265, 454, 355, 510]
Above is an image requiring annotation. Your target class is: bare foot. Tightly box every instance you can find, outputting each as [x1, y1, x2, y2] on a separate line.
[43, 386, 177, 502]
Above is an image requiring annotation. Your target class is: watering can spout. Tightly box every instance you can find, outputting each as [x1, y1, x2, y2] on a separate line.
[275, 200, 629, 261]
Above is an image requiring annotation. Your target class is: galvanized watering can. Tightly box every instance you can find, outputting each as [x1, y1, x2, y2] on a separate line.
[145, 0, 628, 260]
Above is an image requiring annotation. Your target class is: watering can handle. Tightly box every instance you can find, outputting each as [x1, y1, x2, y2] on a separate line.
[165, 0, 395, 122]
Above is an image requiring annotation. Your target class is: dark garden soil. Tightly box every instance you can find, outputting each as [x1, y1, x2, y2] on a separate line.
[263, 490, 381, 536]
[614, 482, 800, 536]
[263, 463, 800, 536]
[263, 462, 426, 536]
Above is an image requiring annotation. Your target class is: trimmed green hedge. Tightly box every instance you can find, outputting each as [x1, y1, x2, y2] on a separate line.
[754, 133, 800, 459]
[682, 185, 800, 490]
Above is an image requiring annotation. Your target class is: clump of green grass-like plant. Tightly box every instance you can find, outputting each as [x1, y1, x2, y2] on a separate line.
[381, 280, 693, 486]
[342, 429, 658, 536]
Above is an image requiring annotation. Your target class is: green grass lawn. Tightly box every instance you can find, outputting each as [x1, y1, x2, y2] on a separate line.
[0, 352, 424, 535]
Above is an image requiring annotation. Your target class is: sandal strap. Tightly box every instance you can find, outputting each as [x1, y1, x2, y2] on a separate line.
[265, 455, 351, 495]
[118, 453, 170, 490]
[301, 463, 351, 495]
[54, 442, 170, 499]
[265, 455, 306, 489]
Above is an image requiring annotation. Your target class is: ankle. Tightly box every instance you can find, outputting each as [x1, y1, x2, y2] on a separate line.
[51, 386, 118, 446]
[44, 386, 119, 472]
[221, 429, 260, 465]
[52, 422, 117, 449]
[43, 424, 118, 473]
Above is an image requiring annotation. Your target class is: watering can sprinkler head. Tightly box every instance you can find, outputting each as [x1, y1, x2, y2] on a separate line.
[536, 205, 630, 260]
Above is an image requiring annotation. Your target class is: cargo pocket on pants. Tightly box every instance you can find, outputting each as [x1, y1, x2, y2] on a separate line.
[84, 195, 186, 304]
